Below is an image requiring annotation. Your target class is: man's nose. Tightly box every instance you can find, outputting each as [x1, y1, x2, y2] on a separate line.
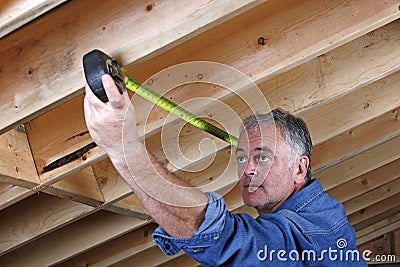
[245, 159, 257, 177]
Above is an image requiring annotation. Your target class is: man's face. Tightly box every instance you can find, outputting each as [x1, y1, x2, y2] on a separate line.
[236, 123, 297, 214]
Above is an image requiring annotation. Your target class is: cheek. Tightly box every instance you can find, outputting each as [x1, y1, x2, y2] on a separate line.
[260, 165, 290, 188]
[258, 164, 273, 180]
[237, 164, 246, 178]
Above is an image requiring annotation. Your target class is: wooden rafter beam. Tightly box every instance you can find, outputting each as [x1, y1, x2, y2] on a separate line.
[0, 184, 31, 210]
[327, 159, 400, 203]
[316, 135, 400, 190]
[356, 213, 400, 245]
[0, 0, 68, 38]
[64, 223, 158, 267]
[313, 108, 400, 172]
[110, 246, 185, 267]
[0, 210, 148, 266]
[155, 254, 200, 267]
[0, 193, 93, 256]
[349, 193, 400, 226]
[0, 128, 39, 188]
[343, 177, 400, 215]
[303, 70, 400, 146]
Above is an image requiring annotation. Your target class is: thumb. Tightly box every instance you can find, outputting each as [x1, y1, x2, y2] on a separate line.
[102, 74, 125, 108]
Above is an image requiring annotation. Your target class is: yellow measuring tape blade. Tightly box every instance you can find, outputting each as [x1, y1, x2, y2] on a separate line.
[124, 73, 238, 147]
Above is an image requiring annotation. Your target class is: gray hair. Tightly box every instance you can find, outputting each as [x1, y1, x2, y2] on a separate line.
[240, 109, 312, 183]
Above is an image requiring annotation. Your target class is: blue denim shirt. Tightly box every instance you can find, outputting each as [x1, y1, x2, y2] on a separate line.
[153, 179, 367, 266]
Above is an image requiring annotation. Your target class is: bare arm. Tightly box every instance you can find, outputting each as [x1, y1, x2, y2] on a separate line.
[84, 74, 208, 238]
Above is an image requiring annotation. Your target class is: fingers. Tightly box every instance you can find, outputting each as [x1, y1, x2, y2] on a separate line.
[84, 74, 126, 109]
[102, 74, 125, 108]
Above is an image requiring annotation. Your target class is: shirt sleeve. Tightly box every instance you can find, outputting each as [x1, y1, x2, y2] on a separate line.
[152, 191, 227, 256]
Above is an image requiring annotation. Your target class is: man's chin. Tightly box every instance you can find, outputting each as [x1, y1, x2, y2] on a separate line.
[242, 188, 262, 206]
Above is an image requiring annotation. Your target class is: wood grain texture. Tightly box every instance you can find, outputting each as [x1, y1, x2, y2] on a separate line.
[0, 0, 400, 265]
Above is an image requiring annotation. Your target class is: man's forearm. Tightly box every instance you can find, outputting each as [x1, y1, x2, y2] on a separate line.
[109, 142, 208, 238]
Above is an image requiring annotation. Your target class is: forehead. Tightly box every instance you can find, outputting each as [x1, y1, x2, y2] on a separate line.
[237, 122, 281, 151]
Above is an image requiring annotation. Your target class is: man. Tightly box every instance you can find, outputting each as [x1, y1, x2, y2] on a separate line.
[84, 74, 366, 266]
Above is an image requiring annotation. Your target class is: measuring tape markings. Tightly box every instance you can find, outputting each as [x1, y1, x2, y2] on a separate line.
[124, 74, 238, 146]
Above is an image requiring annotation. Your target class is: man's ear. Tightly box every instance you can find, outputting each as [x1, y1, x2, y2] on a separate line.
[293, 155, 309, 184]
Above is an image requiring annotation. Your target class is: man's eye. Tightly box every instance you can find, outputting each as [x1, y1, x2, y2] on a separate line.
[260, 155, 270, 163]
[237, 156, 246, 163]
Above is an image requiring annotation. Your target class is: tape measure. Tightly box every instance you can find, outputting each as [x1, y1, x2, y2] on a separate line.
[83, 49, 238, 146]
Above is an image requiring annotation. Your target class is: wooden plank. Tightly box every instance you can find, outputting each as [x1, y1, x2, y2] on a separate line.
[327, 159, 400, 203]
[357, 219, 400, 246]
[0, 98, 104, 208]
[0, 128, 40, 187]
[108, 195, 149, 219]
[39, 145, 106, 185]
[0, 0, 67, 38]
[0, 146, 105, 208]
[0, 164, 148, 264]
[343, 177, 400, 215]
[0, 211, 148, 267]
[91, 158, 132, 203]
[24, 95, 90, 174]
[395, 230, 400, 260]
[357, 212, 400, 239]
[89, 224, 157, 267]
[348, 193, 400, 226]
[0, 193, 93, 256]
[113, 245, 185, 267]
[354, 205, 400, 235]
[46, 166, 104, 206]
[176, 149, 236, 186]
[0, 0, 263, 135]
[313, 108, 400, 172]
[103, 203, 150, 221]
[84, 158, 149, 218]
[0, 184, 31, 210]
[156, 254, 200, 267]
[59, 223, 158, 267]
[316, 135, 400, 190]
[303, 70, 400, 146]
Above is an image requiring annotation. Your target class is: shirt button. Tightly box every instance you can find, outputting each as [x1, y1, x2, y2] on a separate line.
[165, 243, 171, 250]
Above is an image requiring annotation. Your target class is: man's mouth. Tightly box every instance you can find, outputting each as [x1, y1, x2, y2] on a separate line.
[244, 183, 263, 193]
